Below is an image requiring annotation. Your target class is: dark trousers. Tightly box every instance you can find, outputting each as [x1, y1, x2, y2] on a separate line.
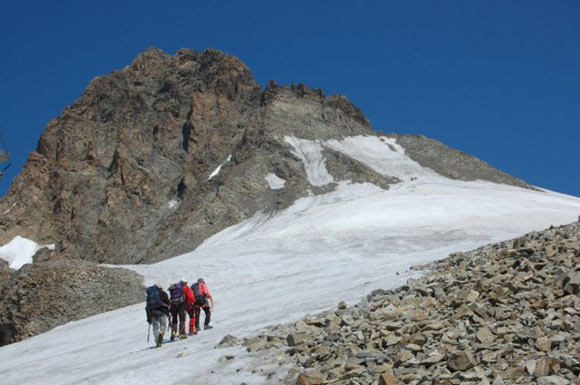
[170, 302, 187, 335]
[194, 303, 211, 330]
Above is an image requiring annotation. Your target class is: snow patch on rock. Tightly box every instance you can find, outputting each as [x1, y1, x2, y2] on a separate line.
[284, 136, 334, 186]
[0, 236, 55, 270]
[325, 135, 441, 183]
[265, 173, 286, 189]
[208, 155, 232, 181]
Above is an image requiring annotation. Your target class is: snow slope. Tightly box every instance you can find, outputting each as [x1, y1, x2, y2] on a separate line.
[1, 135, 579, 385]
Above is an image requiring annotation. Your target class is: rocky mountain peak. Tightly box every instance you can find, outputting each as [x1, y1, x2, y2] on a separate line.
[1, 47, 533, 267]
[0, 47, 379, 266]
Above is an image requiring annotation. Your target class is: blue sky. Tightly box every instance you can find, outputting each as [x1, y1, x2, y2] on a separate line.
[0, 0, 578, 196]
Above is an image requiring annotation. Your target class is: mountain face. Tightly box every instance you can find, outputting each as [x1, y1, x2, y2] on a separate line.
[0, 47, 531, 266]
[0, 47, 541, 347]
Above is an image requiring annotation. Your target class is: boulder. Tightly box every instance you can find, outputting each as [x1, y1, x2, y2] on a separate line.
[287, 333, 311, 347]
[447, 351, 476, 372]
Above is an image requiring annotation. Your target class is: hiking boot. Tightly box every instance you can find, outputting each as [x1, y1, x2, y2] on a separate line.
[179, 334, 188, 340]
[156, 333, 163, 348]
[204, 325, 213, 330]
[170, 330, 176, 341]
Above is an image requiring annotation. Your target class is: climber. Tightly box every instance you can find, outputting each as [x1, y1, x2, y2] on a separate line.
[168, 278, 195, 340]
[145, 284, 170, 348]
[192, 278, 215, 331]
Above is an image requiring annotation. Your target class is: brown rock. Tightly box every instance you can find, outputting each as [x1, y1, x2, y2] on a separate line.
[535, 337, 552, 352]
[379, 372, 398, 385]
[297, 371, 325, 385]
[476, 327, 495, 345]
[535, 358, 557, 377]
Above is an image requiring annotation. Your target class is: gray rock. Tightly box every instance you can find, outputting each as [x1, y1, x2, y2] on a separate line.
[559, 269, 580, 294]
[476, 327, 494, 345]
[287, 333, 310, 347]
[536, 375, 570, 385]
[245, 336, 268, 352]
[217, 334, 239, 348]
[523, 359, 537, 376]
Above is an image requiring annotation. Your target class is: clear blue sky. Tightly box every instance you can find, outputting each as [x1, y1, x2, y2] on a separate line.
[1, 1, 578, 196]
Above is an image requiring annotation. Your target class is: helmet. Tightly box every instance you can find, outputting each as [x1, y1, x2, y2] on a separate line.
[197, 278, 205, 283]
[180, 278, 187, 284]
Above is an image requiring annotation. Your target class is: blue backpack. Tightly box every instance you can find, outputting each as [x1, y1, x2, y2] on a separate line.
[146, 286, 167, 310]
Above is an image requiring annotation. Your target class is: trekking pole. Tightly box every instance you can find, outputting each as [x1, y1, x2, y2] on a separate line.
[147, 323, 151, 343]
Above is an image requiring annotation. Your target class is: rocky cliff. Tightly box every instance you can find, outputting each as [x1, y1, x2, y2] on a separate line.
[0, 47, 532, 266]
[0, 257, 144, 346]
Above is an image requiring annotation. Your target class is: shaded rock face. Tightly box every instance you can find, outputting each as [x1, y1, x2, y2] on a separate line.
[234, 222, 580, 385]
[0, 259, 144, 346]
[0, 48, 377, 265]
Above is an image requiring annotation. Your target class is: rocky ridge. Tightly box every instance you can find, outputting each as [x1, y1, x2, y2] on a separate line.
[223, 222, 580, 385]
[0, 257, 144, 346]
[0, 48, 379, 265]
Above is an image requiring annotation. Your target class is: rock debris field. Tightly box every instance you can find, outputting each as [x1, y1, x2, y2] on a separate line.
[218, 222, 580, 385]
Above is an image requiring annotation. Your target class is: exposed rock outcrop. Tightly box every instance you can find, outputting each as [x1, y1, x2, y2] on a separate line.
[391, 134, 535, 189]
[0, 49, 378, 265]
[235, 222, 580, 385]
[0, 260, 144, 346]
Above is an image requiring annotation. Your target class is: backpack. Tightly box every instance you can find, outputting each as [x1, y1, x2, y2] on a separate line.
[146, 285, 166, 311]
[169, 283, 185, 305]
[191, 282, 206, 303]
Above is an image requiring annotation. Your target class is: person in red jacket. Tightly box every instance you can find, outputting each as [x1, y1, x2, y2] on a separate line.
[181, 280, 197, 335]
[192, 278, 215, 331]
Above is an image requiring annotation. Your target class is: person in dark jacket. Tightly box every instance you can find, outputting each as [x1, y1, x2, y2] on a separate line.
[192, 278, 215, 331]
[168, 278, 195, 340]
[145, 284, 170, 348]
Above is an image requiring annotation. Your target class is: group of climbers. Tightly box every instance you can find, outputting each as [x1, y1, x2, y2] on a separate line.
[145, 278, 215, 348]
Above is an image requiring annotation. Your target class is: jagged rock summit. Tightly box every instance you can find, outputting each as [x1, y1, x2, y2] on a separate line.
[0, 47, 531, 266]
